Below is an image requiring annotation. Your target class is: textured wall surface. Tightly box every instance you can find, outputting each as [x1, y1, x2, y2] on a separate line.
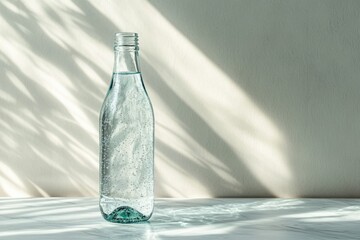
[1, 0, 359, 197]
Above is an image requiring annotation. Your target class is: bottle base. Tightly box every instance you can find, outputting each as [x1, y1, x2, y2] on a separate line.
[101, 206, 150, 223]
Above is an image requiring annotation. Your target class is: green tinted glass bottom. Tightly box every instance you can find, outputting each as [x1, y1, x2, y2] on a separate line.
[101, 206, 149, 223]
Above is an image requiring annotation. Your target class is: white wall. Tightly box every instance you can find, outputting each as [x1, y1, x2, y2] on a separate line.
[1, 0, 359, 197]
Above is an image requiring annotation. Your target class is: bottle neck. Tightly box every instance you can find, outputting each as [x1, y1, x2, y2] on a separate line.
[113, 48, 140, 73]
[113, 32, 140, 73]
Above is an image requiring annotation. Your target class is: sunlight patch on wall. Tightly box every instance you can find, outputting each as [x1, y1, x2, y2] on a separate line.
[0, 0, 103, 196]
[0, 162, 30, 196]
[94, 0, 293, 197]
[0, 0, 108, 140]
[0, 0, 292, 197]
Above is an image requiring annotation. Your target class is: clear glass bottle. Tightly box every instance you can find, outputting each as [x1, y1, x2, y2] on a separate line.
[99, 33, 154, 223]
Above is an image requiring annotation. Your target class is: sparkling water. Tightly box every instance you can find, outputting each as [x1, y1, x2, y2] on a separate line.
[99, 72, 154, 223]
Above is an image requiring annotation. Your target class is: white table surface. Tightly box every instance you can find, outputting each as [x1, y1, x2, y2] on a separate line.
[0, 198, 359, 239]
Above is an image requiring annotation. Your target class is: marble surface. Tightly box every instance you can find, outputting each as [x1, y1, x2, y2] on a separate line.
[0, 198, 359, 239]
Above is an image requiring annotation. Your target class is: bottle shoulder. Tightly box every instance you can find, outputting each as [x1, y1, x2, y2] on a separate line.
[100, 86, 153, 118]
[100, 72, 153, 117]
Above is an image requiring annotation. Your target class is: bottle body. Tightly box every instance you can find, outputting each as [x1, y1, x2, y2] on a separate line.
[99, 33, 154, 223]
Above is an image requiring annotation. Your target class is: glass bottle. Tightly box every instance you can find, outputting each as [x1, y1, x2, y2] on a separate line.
[99, 33, 154, 223]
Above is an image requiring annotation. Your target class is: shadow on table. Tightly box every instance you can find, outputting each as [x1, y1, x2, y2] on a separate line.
[1, 198, 359, 239]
